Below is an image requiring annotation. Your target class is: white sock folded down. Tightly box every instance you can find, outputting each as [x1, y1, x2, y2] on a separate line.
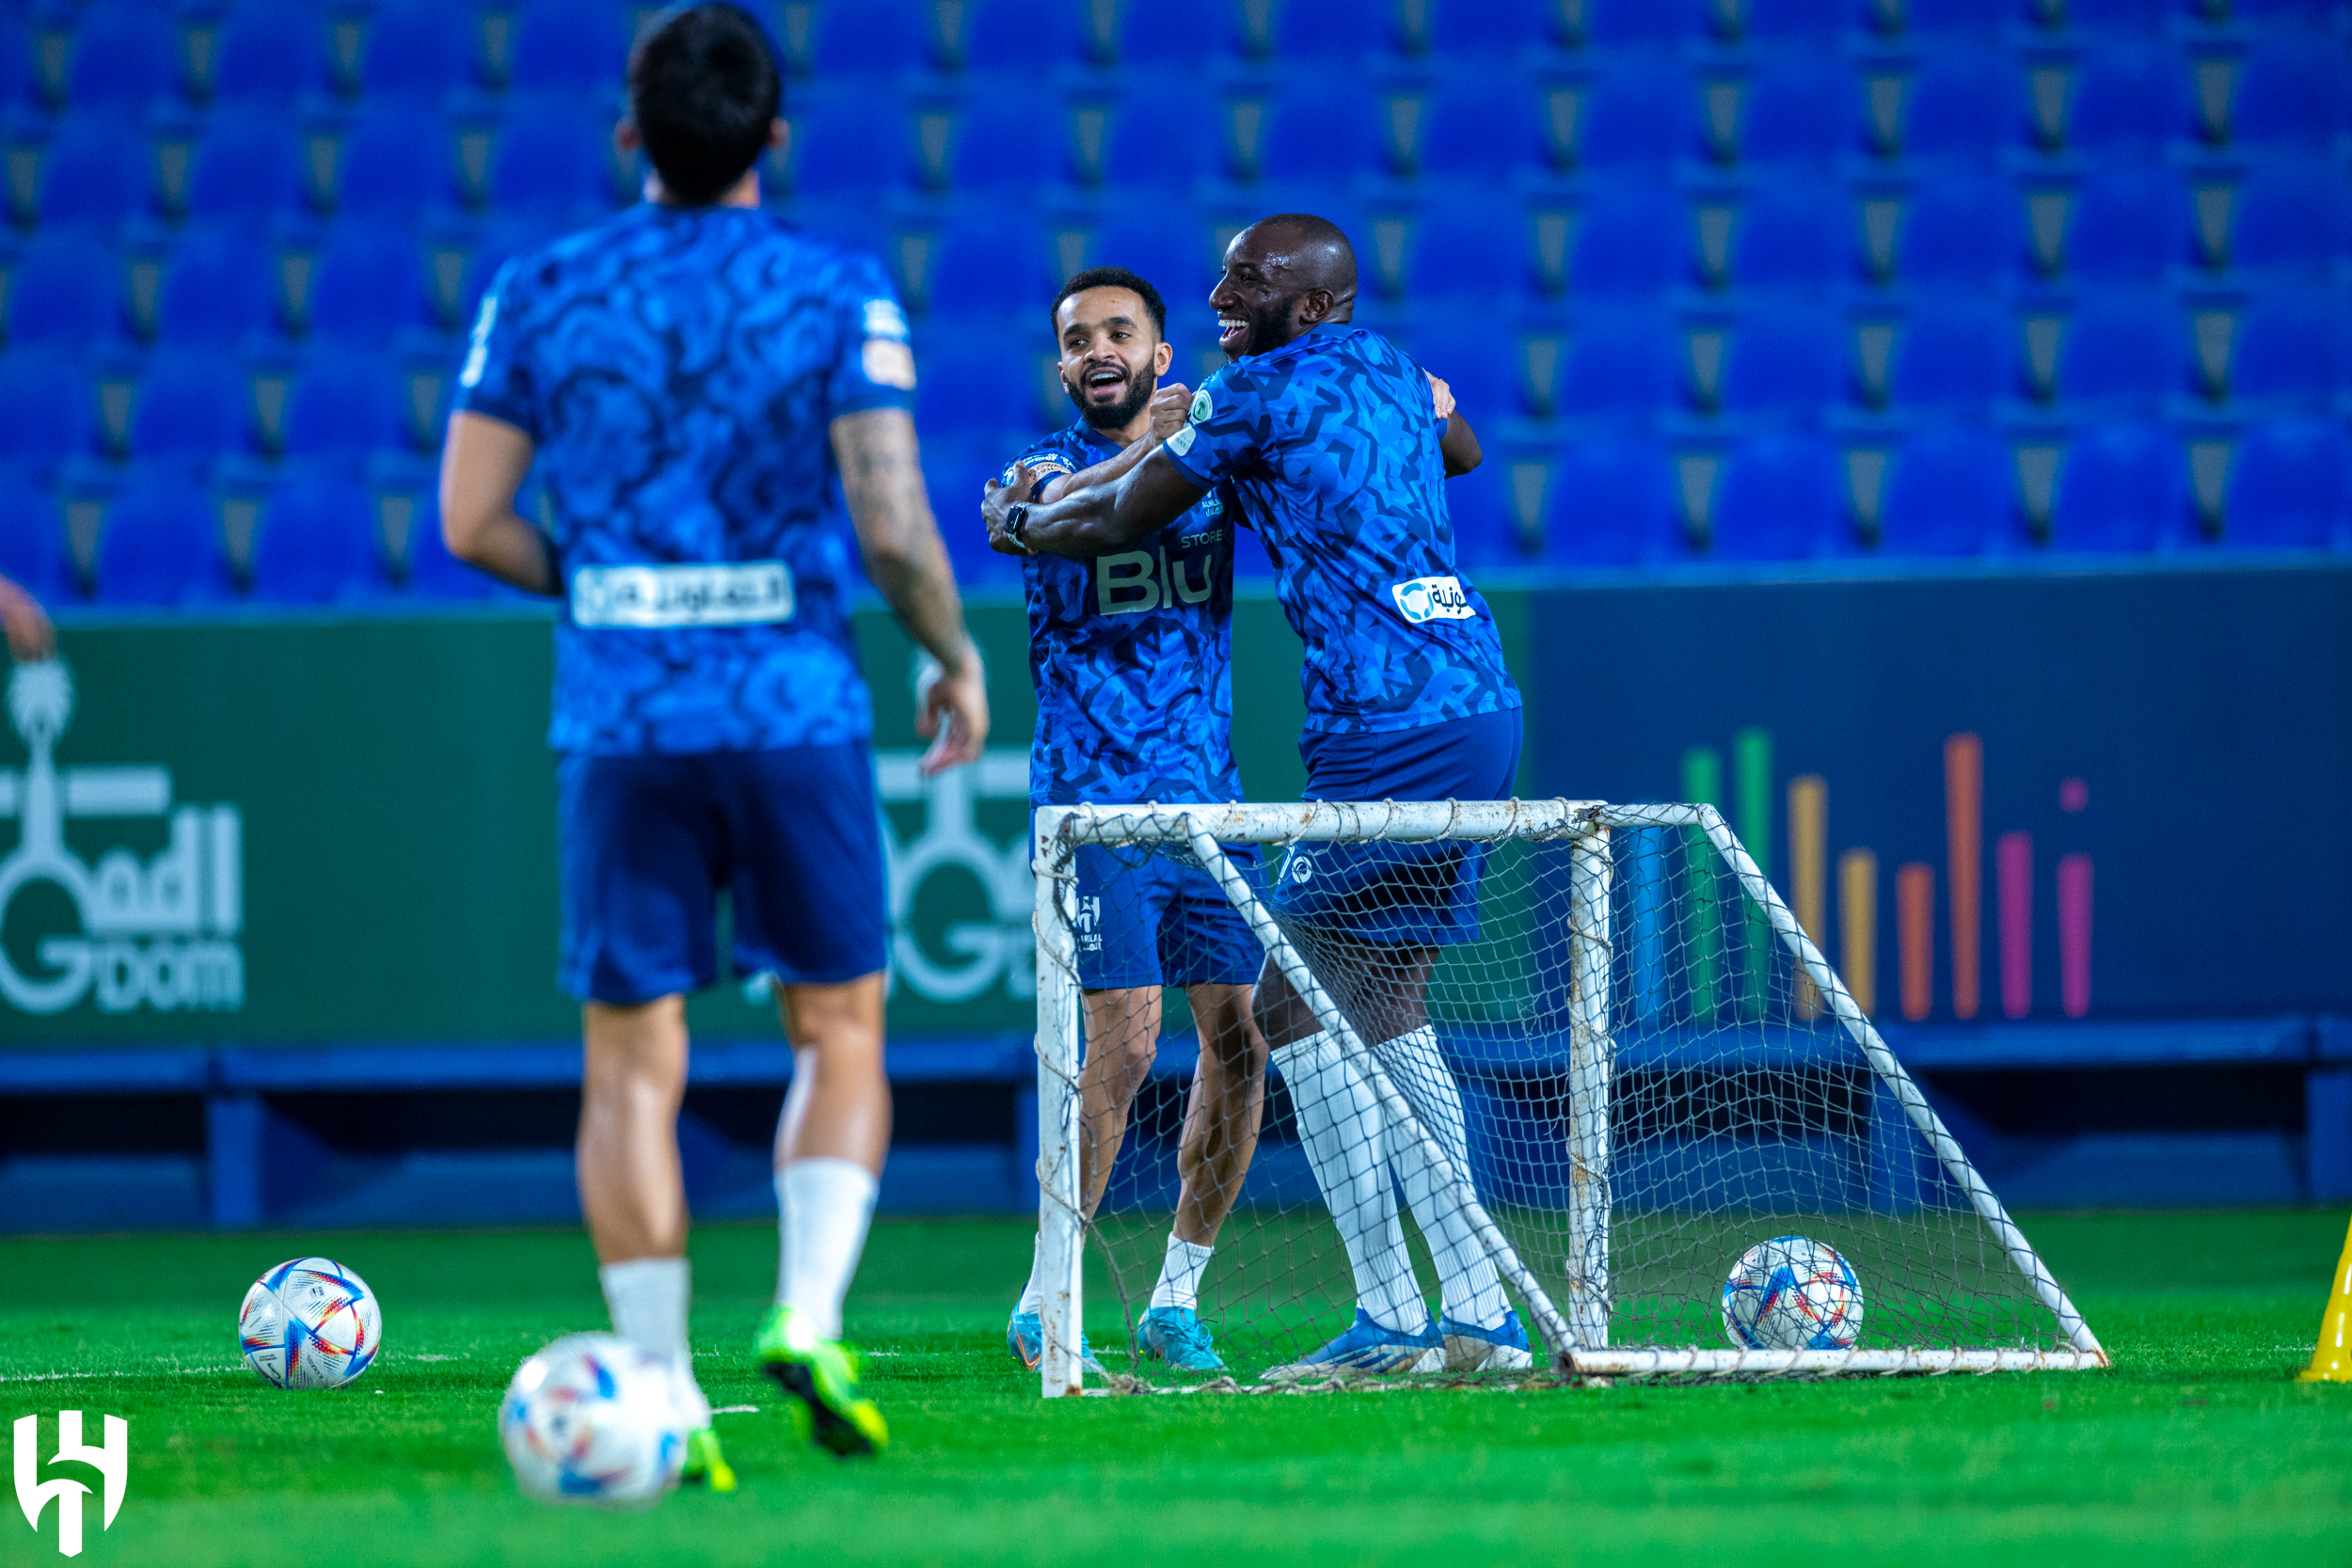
[775, 1157, 880, 1340]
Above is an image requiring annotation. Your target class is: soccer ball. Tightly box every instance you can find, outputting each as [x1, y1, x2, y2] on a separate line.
[500, 1334, 686, 1511]
[1721, 1235, 1865, 1351]
[239, 1257, 382, 1389]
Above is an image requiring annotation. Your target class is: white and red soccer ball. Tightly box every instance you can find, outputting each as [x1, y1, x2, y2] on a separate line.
[239, 1256, 382, 1389]
[1722, 1235, 1865, 1351]
[500, 1333, 686, 1510]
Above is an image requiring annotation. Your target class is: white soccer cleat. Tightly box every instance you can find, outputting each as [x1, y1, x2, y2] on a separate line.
[1261, 1308, 1442, 1382]
[1438, 1308, 1533, 1373]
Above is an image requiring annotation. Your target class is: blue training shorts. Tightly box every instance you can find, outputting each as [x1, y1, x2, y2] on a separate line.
[1073, 840, 1264, 990]
[557, 744, 887, 1004]
[1265, 707, 1524, 949]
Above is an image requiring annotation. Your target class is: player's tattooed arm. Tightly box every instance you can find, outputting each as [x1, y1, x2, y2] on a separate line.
[1034, 384, 1192, 504]
[984, 446, 1206, 559]
[439, 411, 561, 595]
[832, 407, 989, 774]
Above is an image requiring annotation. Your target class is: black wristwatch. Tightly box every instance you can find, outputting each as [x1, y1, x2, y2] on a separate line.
[1003, 502, 1032, 552]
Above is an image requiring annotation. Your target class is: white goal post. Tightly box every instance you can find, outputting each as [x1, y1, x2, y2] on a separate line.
[1029, 799, 2108, 1396]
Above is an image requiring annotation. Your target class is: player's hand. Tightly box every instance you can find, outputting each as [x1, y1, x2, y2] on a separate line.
[914, 646, 989, 775]
[1426, 372, 1455, 420]
[0, 574, 55, 661]
[1148, 383, 1192, 441]
[981, 463, 1039, 556]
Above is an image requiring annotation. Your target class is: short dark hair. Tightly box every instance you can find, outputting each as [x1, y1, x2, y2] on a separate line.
[1050, 266, 1167, 341]
[628, 5, 782, 205]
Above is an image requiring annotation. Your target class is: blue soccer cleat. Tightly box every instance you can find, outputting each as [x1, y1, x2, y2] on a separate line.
[1137, 1306, 1227, 1373]
[1261, 1308, 1441, 1382]
[1438, 1308, 1533, 1373]
[1006, 1310, 1090, 1372]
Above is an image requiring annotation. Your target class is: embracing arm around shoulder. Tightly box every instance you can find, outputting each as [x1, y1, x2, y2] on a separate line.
[1440, 411, 1483, 477]
[984, 447, 1206, 559]
[439, 411, 560, 595]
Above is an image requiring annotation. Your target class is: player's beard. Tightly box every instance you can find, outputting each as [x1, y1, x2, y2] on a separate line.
[1070, 363, 1155, 432]
[1227, 294, 1307, 359]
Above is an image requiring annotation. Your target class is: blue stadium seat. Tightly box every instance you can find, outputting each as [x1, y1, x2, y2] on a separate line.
[96, 474, 228, 605]
[2065, 0, 2169, 27]
[1560, 310, 1679, 424]
[36, 115, 154, 230]
[185, 109, 309, 225]
[1888, 296, 2015, 411]
[1905, 0, 2005, 33]
[1542, 435, 1677, 566]
[1582, 0, 1699, 49]
[1274, 0, 1387, 56]
[2066, 165, 2188, 284]
[405, 504, 501, 598]
[2058, 292, 2185, 410]
[156, 229, 279, 346]
[1896, 175, 2017, 289]
[2230, 286, 2350, 405]
[2231, 160, 2346, 277]
[2066, 43, 2188, 157]
[925, 214, 1057, 319]
[1570, 188, 1688, 298]
[456, 213, 568, 319]
[914, 332, 1043, 438]
[1729, 183, 1852, 294]
[1742, 0, 1847, 41]
[1739, 59, 1858, 167]
[7, 234, 122, 350]
[1090, 203, 1212, 308]
[1406, 323, 1520, 429]
[920, 435, 1025, 588]
[0, 474, 72, 600]
[951, 90, 1066, 192]
[814, 0, 931, 76]
[335, 102, 461, 220]
[1710, 433, 1848, 558]
[792, 95, 914, 198]
[283, 350, 410, 461]
[308, 225, 434, 348]
[360, 4, 477, 100]
[1114, 0, 1223, 67]
[211, 1, 330, 107]
[128, 350, 250, 467]
[1901, 49, 2018, 162]
[1406, 193, 1527, 299]
[509, 0, 628, 93]
[491, 97, 614, 213]
[1421, 80, 1544, 180]
[1260, 79, 1384, 183]
[2233, 38, 2352, 147]
[0, 350, 96, 478]
[2225, 417, 2350, 549]
[961, 0, 1083, 71]
[1422, 0, 1549, 53]
[1879, 426, 2008, 557]
[1102, 87, 1217, 188]
[251, 469, 384, 602]
[1579, 62, 1694, 173]
[1720, 307, 1846, 420]
[0, 26, 33, 116]
[2052, 421, 2188, 552]
[64, 2, 182, 109]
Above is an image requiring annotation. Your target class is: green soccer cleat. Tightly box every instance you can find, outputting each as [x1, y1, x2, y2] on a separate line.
[755, 1303, 888, 1459]
[680, 1426, 737, 1493]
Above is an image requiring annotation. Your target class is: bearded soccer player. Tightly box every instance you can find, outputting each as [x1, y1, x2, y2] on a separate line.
[440, 6, 987, 1467]
[997, 266, 1269, 1376]
[984, 215, 1528, 1380]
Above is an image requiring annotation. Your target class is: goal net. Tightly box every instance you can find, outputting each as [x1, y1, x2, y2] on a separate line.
[1026, 800, 2106, 1395]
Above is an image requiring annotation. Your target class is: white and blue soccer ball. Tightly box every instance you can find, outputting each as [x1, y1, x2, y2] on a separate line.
[239, 1256, 382, 1389]
[500, 1334, 685, 1511]
[1721, 1235, 1865, 1351]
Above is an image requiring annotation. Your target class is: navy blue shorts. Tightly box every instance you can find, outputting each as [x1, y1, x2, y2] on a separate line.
[1073, 841, 1263, 990]
[557, 744, 887, 1004]
[1266, 707, 1524, 949]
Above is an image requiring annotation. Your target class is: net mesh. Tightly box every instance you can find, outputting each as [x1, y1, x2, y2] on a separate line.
[1047, 811, 2084, 1386]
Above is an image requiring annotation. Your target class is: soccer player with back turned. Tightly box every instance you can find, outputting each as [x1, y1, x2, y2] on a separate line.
[985, 215, 1530, 1380]
[439, 6, 987, 1469]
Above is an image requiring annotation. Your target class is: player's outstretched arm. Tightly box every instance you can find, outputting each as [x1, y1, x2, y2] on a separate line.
[439, 411, 561, 595]
[831, 407, 988, 775]
[984, 447, 1206, 560]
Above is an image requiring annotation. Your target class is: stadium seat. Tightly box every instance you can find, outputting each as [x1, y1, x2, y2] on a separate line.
[491, 97, 615, 214]
[1569, 187, 1688, 298]
[1089, 203, 1213, 309]
[1878, 426, 2009, 557]
[2225, 417, 2350, 549]
[1260, 79, 1384, 184]
[359, 4, 478, 101]
[791, 95, 915, 198]
[404, 496, 501, 597]
[2065, 165, 2189, 284]
[1896, 175, 2017, 289]
[924, 214, 1058, 320]
[1405, 193, 1527, 299]
[1729, 184, 1853, 295]
[509, 0, 629, 93]
[920, 436, 1025, 587]
[282, 351, 410, 461]
[1421, 79, 1544, 180]
[2230, 287, 2350, 406]
[2065, 43, 2189, 157]
[1900, 49, 2018, 162]
[0, 349, 97, 478]
[950, 89, 1068, 192]
[2051, 420, 2190, 551]
[1542, 434, 1677, 566]
[7, 234, 123, 350]
[1710, 432, 1849, 559]
[250, 468, 385, 603]
[2057, 292, 2185, 411]
[452, 214, 566, 320]
[1904, 0, 2005, 33]
[1102, 87, 1218, 188]
[1720, 307, 1847, 420]
[2230, 160, 2347, 277]
[1420, 0, 1549, 53]
[94, 474, 229, 606]
[0, 26, 32, 116]
[1577, 62, 1695, 173]
[1407, 323, 1521, 429]
[307, 226, 435, 348]
[1560, 310, 1680, 424]
[334, 103, 462, 220]
[1112, 0, 1224, 67]
[1739, 59, 1858, 167]
[1272, 0, 1389, 56]
[184, 109, 309, 225]
[1582, 0, 1698, 49]
[154, 230, 279, 347]
[2232, 38, 2352, 147]
[959, 0, 1082, 71]
[0, 474, 72, 599]
[211, 1, 330, 107]
[128, 351, 251, 467]
[1888, 296, 2016, 412]
[814, 0, 932, 76]
[35, 115, 154, 230]
[914, 331, 1046, 439]
[2065, 0, 2169, 28]
[63, 2, 182, 110]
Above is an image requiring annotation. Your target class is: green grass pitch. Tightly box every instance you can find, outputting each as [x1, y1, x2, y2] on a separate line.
[1, 1210, 2346, 1566]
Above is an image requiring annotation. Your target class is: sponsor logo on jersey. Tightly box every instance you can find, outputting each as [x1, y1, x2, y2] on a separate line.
[1286, 849, 1314, 884]
[457, 290, 499, 388]
[1188, 388, 1214, 423]
[12, 1411, 127, 1557]
[1095, 547, 1217, 616]
[863, 298, 912, 341]
[862, 339, 917, 389]
[571, 562, 796, 629]
[1391, 575, 1477, 625]
[1165, 423, 1198, 457]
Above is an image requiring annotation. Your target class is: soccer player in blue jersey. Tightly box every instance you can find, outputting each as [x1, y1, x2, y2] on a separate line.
[983, 214, 1530, 1380]
[439, 6, 988, 1467]
[997, 266, 1269, 1376]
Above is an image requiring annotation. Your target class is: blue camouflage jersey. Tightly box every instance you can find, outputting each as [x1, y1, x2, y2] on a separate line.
[453, 203, 917, 756]
[1011, 420, 1244, 808]
[1157, 323, 1522, 736]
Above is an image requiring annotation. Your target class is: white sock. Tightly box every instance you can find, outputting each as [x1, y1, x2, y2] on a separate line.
[1148, 1234, 1214, 1312]
[600, 1256, 707, 1424]
[775, 1157, 880, 1340]
[1377, 1026, 1510, 1330]
[1016, 1235, 1044, 1319]
[1272, 1032, 1428, 1335]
